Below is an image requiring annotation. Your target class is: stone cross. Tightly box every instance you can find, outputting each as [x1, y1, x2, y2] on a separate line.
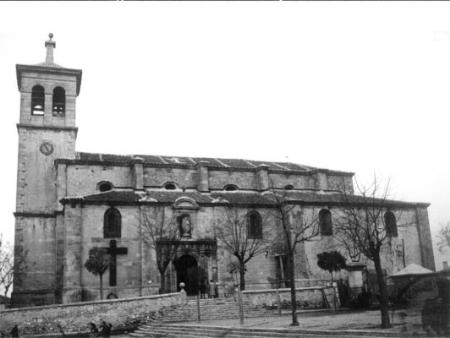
[105, 240, 128, 286]
[45, 33, 56, 64]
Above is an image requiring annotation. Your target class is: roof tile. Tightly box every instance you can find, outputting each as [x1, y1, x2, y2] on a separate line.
[64, 189, 425, 208]
[73, 152, 345, 175]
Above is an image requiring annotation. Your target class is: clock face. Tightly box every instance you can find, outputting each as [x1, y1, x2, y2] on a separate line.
[39, 142, 54, 156]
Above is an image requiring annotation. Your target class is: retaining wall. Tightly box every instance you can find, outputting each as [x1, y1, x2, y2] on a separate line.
[0, 292, 182, 336]
[242, 286, 338, 309]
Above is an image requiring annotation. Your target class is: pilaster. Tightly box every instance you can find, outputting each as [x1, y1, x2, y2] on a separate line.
[131, 157, 144, 190]
[62, 204, 83, 303]
[316, 172, 328, 190]
[197, 161, 209, 192]
[415, 206, 436, 271]
[256, 165, 269, 191]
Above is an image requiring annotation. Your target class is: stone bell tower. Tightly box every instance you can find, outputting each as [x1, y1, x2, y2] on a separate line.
[12, 34, 82, 306]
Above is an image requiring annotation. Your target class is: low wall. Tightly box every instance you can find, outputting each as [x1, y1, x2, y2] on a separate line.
[243, 286, 338, 309]
[0, 292, 183, 336]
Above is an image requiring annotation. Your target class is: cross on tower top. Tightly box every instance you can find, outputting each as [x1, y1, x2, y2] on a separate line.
[45, 33, 56, 64]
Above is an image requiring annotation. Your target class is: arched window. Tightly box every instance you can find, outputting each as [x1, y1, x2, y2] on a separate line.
[164, 182, 177, 190]
[52, 87, 65, 116]
[284, 184, 294, 190]
[224, 184, 238, 191]
[319, 209, 333, 236]
[31, 85, 45, 115]
[248, 211, 262, 239]
[98, 181, 113, 192]
[384, 211, 398, 237]
[104, 207, 121, 238]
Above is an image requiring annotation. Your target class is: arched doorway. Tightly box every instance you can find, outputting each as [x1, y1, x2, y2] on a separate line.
[174, 255, 198, 296]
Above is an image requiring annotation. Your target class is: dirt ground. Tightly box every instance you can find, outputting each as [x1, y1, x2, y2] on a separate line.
[180, 308, 429, 336]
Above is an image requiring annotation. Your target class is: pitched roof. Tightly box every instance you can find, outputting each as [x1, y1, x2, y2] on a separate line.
[61, 189, 428, 208]
[62, 152, 352, 175]
[83, 190, 140, 203]
[390, 264, 434, 277]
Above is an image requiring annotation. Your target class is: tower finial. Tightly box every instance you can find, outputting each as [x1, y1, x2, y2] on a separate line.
[45, 33, 56, 64]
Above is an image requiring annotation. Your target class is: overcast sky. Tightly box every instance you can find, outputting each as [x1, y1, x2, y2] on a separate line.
[1, 2, 449, 251]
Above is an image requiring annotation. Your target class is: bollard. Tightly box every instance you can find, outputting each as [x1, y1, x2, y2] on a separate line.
[332, 281, 337, 312]
[197, 289, 201, 322]
[276, 287, 282, 316]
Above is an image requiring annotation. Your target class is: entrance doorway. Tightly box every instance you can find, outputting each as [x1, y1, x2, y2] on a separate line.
[174, 255, 198, 296]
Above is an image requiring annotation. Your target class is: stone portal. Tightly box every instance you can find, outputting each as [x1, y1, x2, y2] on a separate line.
[174, 255, 198, 296]
[157, 239, 217, 296]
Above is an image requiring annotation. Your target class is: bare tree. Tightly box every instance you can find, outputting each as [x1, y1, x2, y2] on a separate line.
[0, 237, 28, 304]
[437, 222, 450, 253]
[269, 190, 320, 326]
[84, 247, 110, 300]
[214, 206, 273, 290]
[334, 177, 395, 328]
[141, 206, 180, 294]
[0, 240, 14, 301]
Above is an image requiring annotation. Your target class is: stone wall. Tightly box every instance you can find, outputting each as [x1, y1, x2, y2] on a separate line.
[12, 216, 57, 306]
[415, 206, 436, 271]
[144, 167, 198, 189]
[62, 204, 157, 303]
[0, 293, 182, 336]
[242, 286, 338, 310]
[66, 164, 132, 197]
[208, 170, 257, 190]
[16, 128, 76, 213]
[327, 175, 354, 194]
[268, 172, 315, 190]
[64, 161, 354, 196]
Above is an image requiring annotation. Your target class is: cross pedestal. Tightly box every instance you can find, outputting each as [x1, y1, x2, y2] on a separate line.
[347, 262, 366, 298]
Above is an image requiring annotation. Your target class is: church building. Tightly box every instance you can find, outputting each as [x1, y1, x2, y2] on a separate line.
[12, 35, 435, 307]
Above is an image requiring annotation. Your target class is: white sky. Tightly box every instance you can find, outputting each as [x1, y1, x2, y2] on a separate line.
[1, 2, 449, 248]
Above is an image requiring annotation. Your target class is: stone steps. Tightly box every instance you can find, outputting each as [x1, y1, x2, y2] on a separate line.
[128, 323, 367, 338]
[127, 297, 278, 336]
[154, 298, 273, 323]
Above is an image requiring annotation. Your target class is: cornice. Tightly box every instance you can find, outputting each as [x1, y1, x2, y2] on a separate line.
[14, 211, 56, 218]
[17, 123, 78, 133]
[16, 64, 82, 95]
[58, 197, 429, 209]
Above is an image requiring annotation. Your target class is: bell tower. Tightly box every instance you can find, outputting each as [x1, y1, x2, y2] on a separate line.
[12, 34, 82, 306]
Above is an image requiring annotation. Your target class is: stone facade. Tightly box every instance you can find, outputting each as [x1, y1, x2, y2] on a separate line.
[11, 36, 435, 307]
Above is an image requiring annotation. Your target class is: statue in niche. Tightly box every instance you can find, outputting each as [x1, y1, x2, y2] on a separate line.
[180, 215, 192, 238]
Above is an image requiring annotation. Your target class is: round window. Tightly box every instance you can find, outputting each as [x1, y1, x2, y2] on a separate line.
[98, 181, 113, 192]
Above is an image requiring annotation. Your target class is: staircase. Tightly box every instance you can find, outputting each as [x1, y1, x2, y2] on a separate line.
[128, 322, 366, 338]
[128, 297, 276, 337]
[157, 297, 274, 323]
[129, 323, 288, 338]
